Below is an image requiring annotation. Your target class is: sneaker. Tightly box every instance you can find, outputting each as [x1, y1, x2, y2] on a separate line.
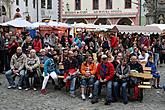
[33, 88, 37, 91]
[89, 93, 93, 99]
[8, 86, 12, 89]
[70, 93, 76, 98]
[91, 98, 98, 104]
[81, 94, 86, 100]
[157, 85, 162, 89]
[18, 87, 22, 90]
[25, 88, 30, 91]
[41, 89, 46, 94]
[104, 100, 111, 105]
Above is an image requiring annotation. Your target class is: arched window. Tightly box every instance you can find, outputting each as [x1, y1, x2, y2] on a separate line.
[125, 0, 131, 9]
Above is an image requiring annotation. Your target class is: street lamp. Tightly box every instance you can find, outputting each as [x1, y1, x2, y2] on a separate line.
[66, 3, 70, 11]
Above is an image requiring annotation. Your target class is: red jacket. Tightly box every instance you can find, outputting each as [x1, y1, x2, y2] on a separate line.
[33, 39, 42, 52]
[96, 62, 114, 81]
[110, 36, 118, 48]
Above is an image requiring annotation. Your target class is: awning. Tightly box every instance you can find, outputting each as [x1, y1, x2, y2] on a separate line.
[0, 18, 32, 28]
[111, 25, 161, 34]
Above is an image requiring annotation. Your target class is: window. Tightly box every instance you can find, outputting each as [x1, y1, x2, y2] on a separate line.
[25, 0, 28, 7]
[16, 0, 19, 5]
[33, 0, 35, 8]
[41, 0, 46, 8]
[106, 0, 112, 9]
[93, 0, 99, 10]
[125, 0, 131, 9]
[75, 0, 81, 10]
[47, 0, 52, 9]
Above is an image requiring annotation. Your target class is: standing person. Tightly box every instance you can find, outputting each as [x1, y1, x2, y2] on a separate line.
[114, 58, 130, 104]
[4, 33, 11, 71]
[8, 36, 19, 62]
[5, 47, 27, 90]
[91, 54, 115, 105]
[0, 33, 4, 73]
[40, 53, 60, 94]
[80, 54, 96, 100]
[160, 41, 165, 65]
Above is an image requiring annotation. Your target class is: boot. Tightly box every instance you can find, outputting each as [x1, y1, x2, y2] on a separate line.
[91, 97, 98, 104]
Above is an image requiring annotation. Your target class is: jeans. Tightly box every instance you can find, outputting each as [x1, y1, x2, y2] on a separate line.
[93, 80, 112, 101]
[154, 53, 159, 67]
[5, 69, 25, 87]
[114, 82, 128, 103]
[25, 70, 38, 88]
[81, 77, 95, 88]
[70, 77, 76, 94]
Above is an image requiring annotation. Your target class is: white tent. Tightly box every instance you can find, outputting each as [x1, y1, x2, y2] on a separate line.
[0, 18, 32, 27]
[48, 21, 70, 28]
[146, 24, 165, 31]
[31, 22, 48, 28]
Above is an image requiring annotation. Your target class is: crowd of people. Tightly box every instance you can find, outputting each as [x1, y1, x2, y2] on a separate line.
[0, 30, 164, 105]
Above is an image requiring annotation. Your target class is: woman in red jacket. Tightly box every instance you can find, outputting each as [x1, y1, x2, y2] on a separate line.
[33, 35, 42, 54]
[91, 54, 115, 105]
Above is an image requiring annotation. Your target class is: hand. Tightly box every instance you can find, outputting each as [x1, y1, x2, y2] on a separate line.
[30, 68, 33, 72]
[85, 72, 90, 77]
[100, 78, 104, 83]
[119, 75, 123, 79]
[103, 79, 107, 83]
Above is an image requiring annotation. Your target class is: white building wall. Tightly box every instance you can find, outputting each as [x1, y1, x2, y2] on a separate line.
[62, 0, 139, 18]
[1, 0, 59, 22]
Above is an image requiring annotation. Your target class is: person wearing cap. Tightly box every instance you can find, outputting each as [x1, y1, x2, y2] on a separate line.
[40, 52, 60, 94]
[25, 49, 40, 91]
[91, 54, 115, 105]
[80, 54, 96, 100]
[39, 49, 48, 67]
[5, 47, 27, 90]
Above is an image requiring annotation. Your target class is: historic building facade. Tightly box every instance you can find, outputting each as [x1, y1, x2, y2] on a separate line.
[0, 0, 59, 23]
[61, 0, 141, 25]
[145, 0, 165, 24]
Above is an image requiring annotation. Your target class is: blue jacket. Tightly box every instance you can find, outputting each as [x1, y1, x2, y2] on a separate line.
[73, 37, 82, 48]
[145, 61, 157, 74]
[44, 58, 56, 76]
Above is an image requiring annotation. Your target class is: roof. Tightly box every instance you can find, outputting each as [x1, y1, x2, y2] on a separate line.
[111, 25, 162, 34]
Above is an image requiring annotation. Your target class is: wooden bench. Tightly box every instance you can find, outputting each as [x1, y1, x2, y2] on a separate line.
[129, 72, 153, 89]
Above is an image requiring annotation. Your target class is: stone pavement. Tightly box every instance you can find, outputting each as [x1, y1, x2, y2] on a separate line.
[0, 65, 165, 110]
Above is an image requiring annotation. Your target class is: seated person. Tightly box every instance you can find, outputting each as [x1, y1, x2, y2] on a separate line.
[80, 54, 96, 100]
[39, 49, 48, 69]
[25, 49, 40, 91]
[145, 56, 161, 89]
[91, 54, 115, 105]
[5, 47, 27, 90]
[40, 52, 60, 94]
[129, 56, 143, 85]
[138, 49, 149, 63]
[114, 57, 130, 104]
[63, 51, 79, 97]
